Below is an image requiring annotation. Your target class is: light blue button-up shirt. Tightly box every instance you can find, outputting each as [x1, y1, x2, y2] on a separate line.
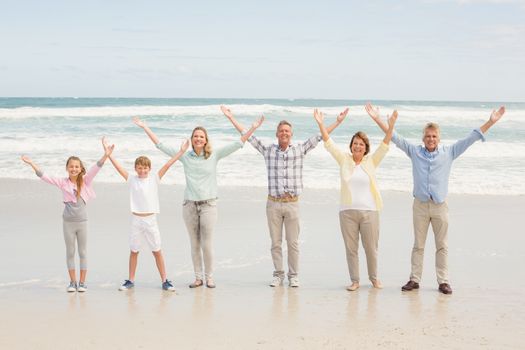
[392, 129, 485, 203]
[156, 140, 243, 201]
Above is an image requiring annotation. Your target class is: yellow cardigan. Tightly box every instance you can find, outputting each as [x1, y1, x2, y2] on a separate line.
[324, 138, 389, 211]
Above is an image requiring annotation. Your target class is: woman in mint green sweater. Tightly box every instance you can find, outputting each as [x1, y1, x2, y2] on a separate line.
[134, 115, 263, 289]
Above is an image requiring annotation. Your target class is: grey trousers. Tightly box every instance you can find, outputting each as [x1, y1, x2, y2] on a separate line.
[266, 200, 300, 279]
[182, 199, 218, 280]
[410, 198, 449, 284]
[63, 220, 88, 270]
[339, 209, 380, 283]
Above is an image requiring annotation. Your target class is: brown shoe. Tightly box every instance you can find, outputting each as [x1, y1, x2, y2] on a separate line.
[401, 280, 420, 291]
[438, 283, 452, 295]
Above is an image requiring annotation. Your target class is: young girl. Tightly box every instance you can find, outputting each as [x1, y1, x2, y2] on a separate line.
[21, 138, 114, 292]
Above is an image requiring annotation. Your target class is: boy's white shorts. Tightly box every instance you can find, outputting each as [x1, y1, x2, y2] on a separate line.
[129, 214, 161, 252]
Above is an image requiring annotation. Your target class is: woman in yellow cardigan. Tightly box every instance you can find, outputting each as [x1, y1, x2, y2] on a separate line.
[314, 107, 397, 291]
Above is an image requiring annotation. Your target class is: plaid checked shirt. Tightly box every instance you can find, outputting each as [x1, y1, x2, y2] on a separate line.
[248, 135, 322, 197]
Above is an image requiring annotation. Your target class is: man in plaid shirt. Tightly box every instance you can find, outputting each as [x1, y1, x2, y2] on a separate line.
[222, 106, 348, 287]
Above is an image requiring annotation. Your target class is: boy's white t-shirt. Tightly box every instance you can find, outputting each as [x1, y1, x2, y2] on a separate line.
[127, 174, 160, 214]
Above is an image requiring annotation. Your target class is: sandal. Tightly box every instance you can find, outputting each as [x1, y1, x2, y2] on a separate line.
[206, 279, 216, 288]
[346, 282, 360, 291]
[189, 279, 203, 288]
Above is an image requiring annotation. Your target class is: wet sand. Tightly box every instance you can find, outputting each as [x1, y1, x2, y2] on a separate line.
[0, 179, 524, 349]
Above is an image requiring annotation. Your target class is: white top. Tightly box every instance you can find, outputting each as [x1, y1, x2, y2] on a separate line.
[128, 174, 160, 214]
[340, 165, 377, 212]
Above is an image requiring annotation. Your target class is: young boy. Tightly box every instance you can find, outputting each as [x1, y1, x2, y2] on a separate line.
[104, 138, 189, 292]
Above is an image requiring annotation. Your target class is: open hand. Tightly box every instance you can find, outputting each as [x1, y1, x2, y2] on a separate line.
[220, 105, 234, 119]
[133, 116, 146, 128]
[337, 108, 349, 123]
[180, 139, 190, 152]
[365, 103, 381, 120]
[21, 155, 33, 164]
[101, 136, 115, 156]
[252, 115, 265, 129]
[490, 106, 505, 123]
[313, 108, 324, 124]
[387, 110, 398, 129]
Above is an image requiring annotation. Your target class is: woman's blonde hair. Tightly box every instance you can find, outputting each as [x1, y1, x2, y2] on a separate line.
[66, 156, 86, 199]
[191, 126, 212, 159]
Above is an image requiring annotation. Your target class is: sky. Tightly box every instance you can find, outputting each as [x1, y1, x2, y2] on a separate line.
[1, 0, 524, 101]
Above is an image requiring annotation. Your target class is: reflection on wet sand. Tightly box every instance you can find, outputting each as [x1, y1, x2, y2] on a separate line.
[270, 287, 300, 321]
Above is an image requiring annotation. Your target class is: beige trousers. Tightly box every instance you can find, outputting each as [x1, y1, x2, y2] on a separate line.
[339, 209, 380, 283]
[410, 198, 449, 284]
[266, 200, 300, 279]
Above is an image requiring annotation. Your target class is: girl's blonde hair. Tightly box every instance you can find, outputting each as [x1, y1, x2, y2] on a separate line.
[192, 126, 212, 159]
[66, 156, 86, 199]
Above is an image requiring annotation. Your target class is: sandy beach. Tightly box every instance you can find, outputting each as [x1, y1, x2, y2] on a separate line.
[1, 178, 524, 349]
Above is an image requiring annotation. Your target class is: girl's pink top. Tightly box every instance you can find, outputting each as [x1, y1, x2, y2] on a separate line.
[38, 162, 102, 203]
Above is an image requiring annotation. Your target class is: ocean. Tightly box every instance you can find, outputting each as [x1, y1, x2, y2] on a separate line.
[1, 98, 524, 195]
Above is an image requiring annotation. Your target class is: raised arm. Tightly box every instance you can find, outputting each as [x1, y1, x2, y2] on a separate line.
[102, 137, 128, 180]
[325, 108, 349, 135]
[98, 136, 114, 166]
[158, 139, 189, 179]
[382, 110, 398, 145]
[365, 103, 389, 134]
[221, 105, 247, 134]
[240, 115, 265, 143]
[134, 117, 160, 144]
[480, 106, 505, 134]
[21, 155, 42, 174]
[313, 109, 330, 141]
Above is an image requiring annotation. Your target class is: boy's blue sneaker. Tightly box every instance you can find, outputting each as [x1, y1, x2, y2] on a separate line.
[119, 280, 134, 291]
[162, 280, 176, 292]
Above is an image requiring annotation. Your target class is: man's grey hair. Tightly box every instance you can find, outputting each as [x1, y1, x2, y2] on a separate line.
[423, 122, 440, 135]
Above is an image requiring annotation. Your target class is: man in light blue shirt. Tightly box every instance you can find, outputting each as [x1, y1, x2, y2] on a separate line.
[366, 104, 505, 295]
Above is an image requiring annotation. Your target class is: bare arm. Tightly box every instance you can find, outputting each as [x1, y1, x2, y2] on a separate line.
[221, 105, 248, 134]
[313, 109, 330, 141]
[240, 115, 265, 143]
[365, 103, 389, 134]
[158, 139, 189, 179]
[21, 155, 41, 174]
[108, 156, 128, 181]
[480, 106, 505, 133]
[98, 136, 115, 165]
[134, 117, 161, 144]
[102, 137, 128, 180]
[325, 108, 349, 134]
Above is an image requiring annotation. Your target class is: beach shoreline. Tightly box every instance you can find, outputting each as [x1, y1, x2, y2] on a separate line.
[1, 179, 524, 349]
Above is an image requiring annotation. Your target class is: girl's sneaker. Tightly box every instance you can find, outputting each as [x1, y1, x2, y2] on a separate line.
[77, 282, 87, 292]
[119, 280, 135, 291]
[162, 280, 176, 292]
[67, 281, 77, 293]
